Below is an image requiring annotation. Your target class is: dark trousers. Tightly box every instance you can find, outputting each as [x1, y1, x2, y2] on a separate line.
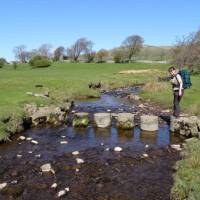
[173, 90, 184, 117]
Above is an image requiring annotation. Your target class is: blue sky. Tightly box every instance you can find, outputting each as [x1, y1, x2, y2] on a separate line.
[0, 0, 200, 61]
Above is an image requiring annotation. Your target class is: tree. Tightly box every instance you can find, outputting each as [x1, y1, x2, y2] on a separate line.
[172, 29, 200, 72]
[38, 44, 52, 58]
[0, 58, 7, 67]
[67, 38, 93, 62]
[53, 46, 65, 61]
[96, 49, 109, 63]
[111, 47, 129, 63]
[84, 41, 96, 62]
[122, 35, 144, 62]
[13, 45, 29, 63]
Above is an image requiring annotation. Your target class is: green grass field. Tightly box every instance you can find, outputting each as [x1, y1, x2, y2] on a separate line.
[0, 62, 199, 115]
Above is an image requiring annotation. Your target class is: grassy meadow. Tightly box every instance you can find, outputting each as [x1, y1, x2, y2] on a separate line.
[0, 62, 199, 116]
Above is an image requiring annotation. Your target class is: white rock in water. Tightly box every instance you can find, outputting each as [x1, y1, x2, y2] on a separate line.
[28, 151, 33, 154]
[57, 190, 66, 198]
[65, 187, 70, 192]
[11, 180, 18, 184]
[0, 182, 7, 190]
[17, 154, 22, 158]
[145, 144, 149, 148]
[72, 151, 79, 156]
[51, 183, 57, 189]
[35, 154, 41, 158]
[100, 142, 104, 146]
[76, 158, 84, 164]
[60, 141, 68, 144]
[40, 163, 55, 174]
[18, 136, 26, 141]
[142, 153, 149, 158]
[107, 109, 111, 112]
[61, 135, 66, 138]
[31, 140, 38, 144]
[171, 144, 182, 151]
[114, 147, 123, 152]
[75, 168, 79, 172]
[26, 137, 33, 141]
[105, 148, 110, 151]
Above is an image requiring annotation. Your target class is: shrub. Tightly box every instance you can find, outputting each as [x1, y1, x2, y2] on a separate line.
[29, 55, 51, 68]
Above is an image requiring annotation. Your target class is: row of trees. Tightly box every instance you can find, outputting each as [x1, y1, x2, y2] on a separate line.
[13, 35, 144, 64]
[5, 28, 200, 71]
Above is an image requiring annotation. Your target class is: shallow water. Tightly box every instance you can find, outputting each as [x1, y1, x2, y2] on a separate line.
[0, 87, 183, 200]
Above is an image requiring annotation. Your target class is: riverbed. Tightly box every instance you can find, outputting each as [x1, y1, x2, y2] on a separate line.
[0, 87, 183, 200]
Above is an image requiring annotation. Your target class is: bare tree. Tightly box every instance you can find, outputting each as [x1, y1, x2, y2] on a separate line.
[122, 35, 144, 62]
[13, 45, 29, 63]
[84, 41, 96, 62]
[96, 49, 109, 63]
[172, 29, 200, 72]
[38, 44, 52, 58]
[54, 46, 65, 61]
[67, 38, 93, 62]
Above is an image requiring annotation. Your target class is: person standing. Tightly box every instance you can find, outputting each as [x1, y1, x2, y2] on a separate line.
[168, 66, 184, 117]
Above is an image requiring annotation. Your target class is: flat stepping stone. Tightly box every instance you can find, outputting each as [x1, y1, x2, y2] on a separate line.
[140, 115, 158, 131]
[94, 113, 111, 128]
[73, 112, 89, 127]
[116, 113, 135, 130]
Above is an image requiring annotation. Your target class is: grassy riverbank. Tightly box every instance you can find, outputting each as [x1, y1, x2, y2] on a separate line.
[171, 138, 200, 200]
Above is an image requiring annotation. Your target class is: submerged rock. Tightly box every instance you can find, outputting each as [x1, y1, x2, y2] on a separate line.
[116, 113, 135, 130]
[94, 113, 111, 128]
[76, 158, 84, 164]
[171, 144, 182, 151]
[40, 163, 55, 174]
[31, 140, 38, 145]
[51, 183, 57, 189]
[72, 151, 79, 156]
[114, 147, 123, 152]
[18, 136, 26, 141]
[140, 115, 159, 131]
[126, 94, 141, 101]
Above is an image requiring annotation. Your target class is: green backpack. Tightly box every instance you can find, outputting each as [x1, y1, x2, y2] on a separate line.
[178, 69, 192, 89]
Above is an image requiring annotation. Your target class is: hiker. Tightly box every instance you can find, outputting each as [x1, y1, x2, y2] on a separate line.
[168, 66, 184, 117]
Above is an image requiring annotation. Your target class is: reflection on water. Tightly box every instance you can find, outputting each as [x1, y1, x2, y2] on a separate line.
[0, 124, 182, 161]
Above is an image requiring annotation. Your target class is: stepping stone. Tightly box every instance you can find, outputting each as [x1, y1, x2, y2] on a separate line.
[73, 112, 89, 127]
[140, 115, 158, 131]
[116, 113, 135, 130]
[94, 113, 111, 128]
